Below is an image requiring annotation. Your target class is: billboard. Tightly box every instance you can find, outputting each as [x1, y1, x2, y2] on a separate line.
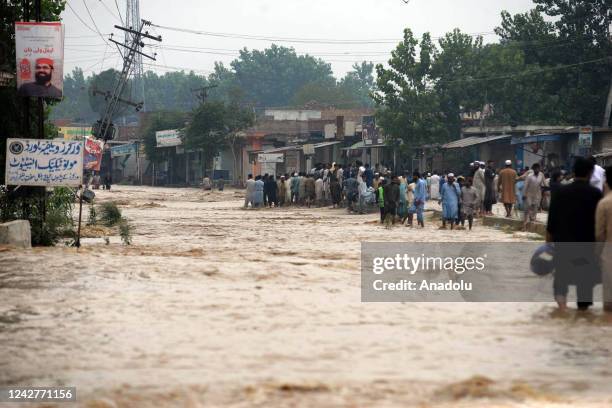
[5, 138, 83, 186]
[84, 137, 104, 171]
[111, 143, 137, 158]
[15, 22, 64, 99]
[156, 129, 182, 147]
[578, 126, 593, 148]
[258, 153, 284, 163]
[58, 126, 92, 140]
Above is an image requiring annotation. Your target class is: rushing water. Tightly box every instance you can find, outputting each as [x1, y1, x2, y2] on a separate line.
[0, 186, 611, 407]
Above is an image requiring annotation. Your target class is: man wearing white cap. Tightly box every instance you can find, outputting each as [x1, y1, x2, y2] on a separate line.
[498, 160, 518, 217]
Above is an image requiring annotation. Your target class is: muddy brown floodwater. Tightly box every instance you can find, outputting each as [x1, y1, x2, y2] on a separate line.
[1, 186, 611, 407]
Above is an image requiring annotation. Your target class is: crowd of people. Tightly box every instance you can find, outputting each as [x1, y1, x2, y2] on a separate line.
[242, 162, 437, 228]
[241, 157, 609, 233]
[240, 156, 612, 312]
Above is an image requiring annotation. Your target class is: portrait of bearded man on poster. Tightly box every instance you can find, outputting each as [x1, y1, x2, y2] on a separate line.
[17, 57, 62, 98]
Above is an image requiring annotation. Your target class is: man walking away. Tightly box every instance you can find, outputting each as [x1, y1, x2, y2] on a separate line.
[483, 161, 496, 216]
[384, 175, 400, 225]
[595, 166, 612, 313]
[414, 172, 428, 228]
[290, 173, 300, 205]
[523, 163, 545, 230]
[547, 157, 602, 312]
[473, 162, 486, 215]
[315, 176, 324, 207]
[461, 177, 479, 230]
[377, 178, 387, 223]
[430, 171, 441, 201]
[245, 174, 256, 208]
[254, 175, 265, 208]
[440, 173, 461, 230]
[498, 160, 518, 218]
[343, 174, 359, 212]
[277, 176, 287, 207]
[266, 176, 278, 207]
[364, 164, 374, 188]
[304, 175, 316, 208]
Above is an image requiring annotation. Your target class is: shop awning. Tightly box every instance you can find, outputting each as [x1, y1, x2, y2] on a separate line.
[442, 134, 512, 149]
[313, 141, 342, 149]
[511, 134, 562, 145]
[260, 145, 303, 154]
[593, 150, 612, 159]
[341, 141, 386, 150]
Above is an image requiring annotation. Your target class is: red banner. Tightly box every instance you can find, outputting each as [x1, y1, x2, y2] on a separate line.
[84, 138, 104, 171]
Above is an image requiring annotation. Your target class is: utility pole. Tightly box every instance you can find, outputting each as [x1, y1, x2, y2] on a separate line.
[191, 85, 218, 103]
[92, 19, 161, 141]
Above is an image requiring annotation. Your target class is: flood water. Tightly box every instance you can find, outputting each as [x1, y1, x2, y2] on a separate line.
[1, 186, 611, 407]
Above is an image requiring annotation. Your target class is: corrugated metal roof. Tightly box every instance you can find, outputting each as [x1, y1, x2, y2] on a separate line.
[593, 150, 612, 159]
[442, 134, 512, 149]
[341, 141, 386, 150]
[262, 145, 303, 153]
[313, 141, 342, 149]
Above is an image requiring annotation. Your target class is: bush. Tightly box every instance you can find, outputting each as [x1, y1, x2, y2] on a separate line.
[87, 201, 97, 226]
[99, 201, 122, 226]
[119, 217, 132, 245]
[0, 186, 76, 246]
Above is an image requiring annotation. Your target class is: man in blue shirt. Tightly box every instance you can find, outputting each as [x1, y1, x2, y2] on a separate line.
[413, 172, 428, 228]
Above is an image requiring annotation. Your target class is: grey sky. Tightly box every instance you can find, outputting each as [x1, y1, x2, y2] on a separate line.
[61, 0, 536, 79]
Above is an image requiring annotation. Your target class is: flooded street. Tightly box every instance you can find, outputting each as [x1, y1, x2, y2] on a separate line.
[1, 185, 612, 407]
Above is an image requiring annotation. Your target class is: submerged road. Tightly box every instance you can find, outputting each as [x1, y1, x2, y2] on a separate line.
[0, 186, 611, 407]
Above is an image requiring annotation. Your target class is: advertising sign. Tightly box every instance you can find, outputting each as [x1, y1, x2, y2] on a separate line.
[110, 143, 137, 158]
[58, 126, 92, 140]
[156, 129, 182, 147]
[302, 144, 315, 155]
[578, 126, 593, 148]
[84, 137, 104, 171]
[15, 22, 64, 99]
[258, 153, 284, 163]
[5, 138, 83, 186]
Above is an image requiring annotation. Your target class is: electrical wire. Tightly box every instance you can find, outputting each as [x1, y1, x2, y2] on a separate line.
[114, 0, 125, 25]
[98, 0, 122, 24]
[150, 23, 497, 45]
[79, 0, 110, 45]
[66, 2, 100, 36]
[437, 56, 611, 84]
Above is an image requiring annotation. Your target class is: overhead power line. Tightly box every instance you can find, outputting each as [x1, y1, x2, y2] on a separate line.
[72, 0, 109, 45]
[66, 2, 100, 36]
[150, 23, 497, 44]
[438, 56, 611, 84]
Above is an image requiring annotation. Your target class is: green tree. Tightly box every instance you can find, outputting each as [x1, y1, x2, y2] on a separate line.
[374, 29, 448, 154]
[88, 68, 131, 118]
[141, 111, 187, 164]
[50, 67, 95, 121]
[183, 101, 227, 173]
[290, 80, 361, 108]
[338, 61, 376, 107]
[183, 101, 254, 178]
[231, 45, 335, 107]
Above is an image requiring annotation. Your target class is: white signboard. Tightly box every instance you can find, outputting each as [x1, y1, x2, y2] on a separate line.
[258, 153, 284, 163]
[261, 162, 277, 176]
[156, 129, 182, 147]
[578, 126, 593, 148]
[15, 22, 64, 99]
[5, 138, 83, 186]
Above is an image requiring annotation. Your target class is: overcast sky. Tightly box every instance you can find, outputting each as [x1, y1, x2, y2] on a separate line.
[61, 0, 536, 79]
